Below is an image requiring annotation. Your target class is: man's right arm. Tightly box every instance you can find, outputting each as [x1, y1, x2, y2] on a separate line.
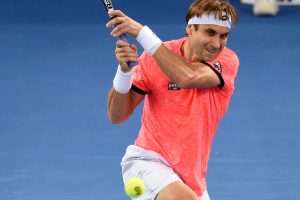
[107, 87, 144, 124]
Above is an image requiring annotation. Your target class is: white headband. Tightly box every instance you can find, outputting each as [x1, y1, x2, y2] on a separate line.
[188, 13, 232, 28]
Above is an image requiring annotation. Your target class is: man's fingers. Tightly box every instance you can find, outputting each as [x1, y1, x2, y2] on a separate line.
[106, 10, 126, 27]
[106, 16, 126, 28]
[130, 44, 137, 51]
[116, 40, 130, 47]
[115, 43, 138, 63]
[116, 52, 138, 58]
[115, 47, 138, 57]
[116, 53, 138, 68]
[115, 40, 138, 67]
[109, 20, 130, 38]
[116, 41, 137, 52]
[108, 10, 125, 18]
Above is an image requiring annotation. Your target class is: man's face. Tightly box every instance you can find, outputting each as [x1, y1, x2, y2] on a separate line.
[186, 24, 230, 62]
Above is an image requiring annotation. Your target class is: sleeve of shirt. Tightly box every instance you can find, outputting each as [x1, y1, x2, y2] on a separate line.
[205, 48, 240, 95]
[131, 51, 152, 95]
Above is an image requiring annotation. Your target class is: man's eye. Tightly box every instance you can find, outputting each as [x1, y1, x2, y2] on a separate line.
[221, 34, 229, 39]
[206, 30, 215, 35]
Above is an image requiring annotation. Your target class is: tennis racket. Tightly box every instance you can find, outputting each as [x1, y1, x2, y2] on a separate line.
[101, 0, 137, 68]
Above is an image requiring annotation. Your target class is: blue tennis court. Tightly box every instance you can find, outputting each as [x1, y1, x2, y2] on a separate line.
[0, 1, 299, 199]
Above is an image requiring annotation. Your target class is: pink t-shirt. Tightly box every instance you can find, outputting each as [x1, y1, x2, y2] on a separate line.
[132, 37, 239, 196]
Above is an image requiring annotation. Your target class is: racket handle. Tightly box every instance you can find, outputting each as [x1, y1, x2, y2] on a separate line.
[117, 33, 138, 68]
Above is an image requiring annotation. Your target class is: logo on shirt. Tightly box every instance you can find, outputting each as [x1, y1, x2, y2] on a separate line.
[213, 61, 222, 73]
[168, 82, 181, 90]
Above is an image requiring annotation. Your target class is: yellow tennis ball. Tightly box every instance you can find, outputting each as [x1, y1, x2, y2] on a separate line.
[124, 177, 145, 198]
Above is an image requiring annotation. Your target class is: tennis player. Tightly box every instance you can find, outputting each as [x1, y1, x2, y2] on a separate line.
[106, 0, 239, 199]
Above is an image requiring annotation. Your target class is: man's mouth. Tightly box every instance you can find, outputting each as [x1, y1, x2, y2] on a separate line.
[206, 48, 218, 54]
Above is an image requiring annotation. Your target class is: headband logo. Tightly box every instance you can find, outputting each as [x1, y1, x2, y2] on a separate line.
[220, 15, 228, 21]
[220, 10, 229, 21]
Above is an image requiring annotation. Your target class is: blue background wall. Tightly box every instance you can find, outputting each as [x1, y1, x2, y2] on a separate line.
[0, 1, 300, 200]
[0, 0, 192, 24]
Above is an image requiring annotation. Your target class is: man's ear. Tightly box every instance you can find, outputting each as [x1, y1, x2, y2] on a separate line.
[186, 24, 192, 35]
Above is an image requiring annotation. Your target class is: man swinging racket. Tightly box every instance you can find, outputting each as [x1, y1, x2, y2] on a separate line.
[106, 0, 239, 199]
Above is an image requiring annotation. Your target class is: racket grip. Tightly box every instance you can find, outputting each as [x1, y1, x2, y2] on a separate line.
[117, 34, 138, 68]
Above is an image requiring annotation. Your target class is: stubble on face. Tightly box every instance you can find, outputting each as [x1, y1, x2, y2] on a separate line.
[183, 24, 229, 63]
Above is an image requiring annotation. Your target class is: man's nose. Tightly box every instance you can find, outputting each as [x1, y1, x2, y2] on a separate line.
[210, 35, 221, 50]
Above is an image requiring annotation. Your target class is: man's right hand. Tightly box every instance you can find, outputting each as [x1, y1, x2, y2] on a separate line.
[115, 40, 138, 72]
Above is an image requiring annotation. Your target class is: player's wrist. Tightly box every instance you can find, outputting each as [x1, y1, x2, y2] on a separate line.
[119, 63, 132, 73]
[113, 65, 133, 94]
[136, 26, 162, 55]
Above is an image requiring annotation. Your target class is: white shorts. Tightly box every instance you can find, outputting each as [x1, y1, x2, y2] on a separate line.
[121, 145, 210, 200]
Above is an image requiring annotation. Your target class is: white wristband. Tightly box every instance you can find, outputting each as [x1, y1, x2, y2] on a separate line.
[136, 26, 162, 55]
[113, 65, 133, 94]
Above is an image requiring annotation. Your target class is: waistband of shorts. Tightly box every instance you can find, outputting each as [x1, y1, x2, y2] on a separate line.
[123, 145, 171, 166]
